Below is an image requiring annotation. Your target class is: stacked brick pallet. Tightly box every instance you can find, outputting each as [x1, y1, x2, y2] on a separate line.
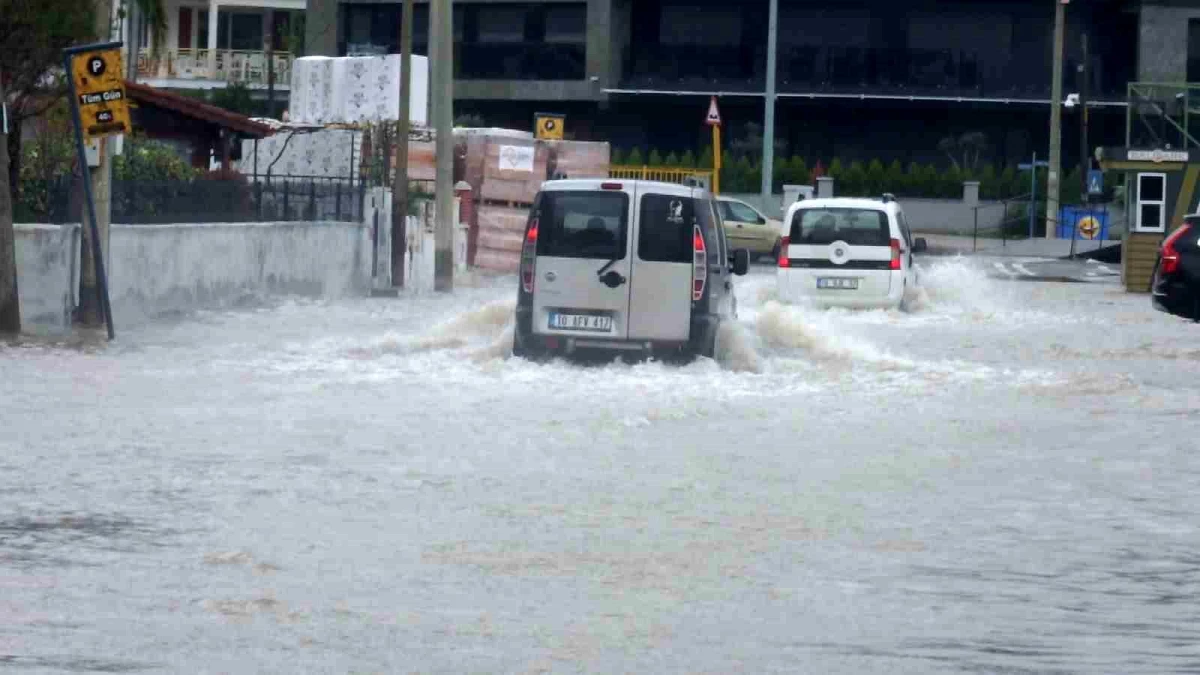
[469, 135, 611, 273]
[371, 127, 611, 273]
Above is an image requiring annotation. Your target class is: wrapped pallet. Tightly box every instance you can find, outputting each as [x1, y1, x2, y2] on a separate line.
[547, 140, 611, 179]
[480, 137, 550, 206]
[473, 204, 530, 273]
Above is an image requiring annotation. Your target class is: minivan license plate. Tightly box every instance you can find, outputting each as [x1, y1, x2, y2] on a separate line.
[548, 312, 614, 332]
[817, 277, 859, 290]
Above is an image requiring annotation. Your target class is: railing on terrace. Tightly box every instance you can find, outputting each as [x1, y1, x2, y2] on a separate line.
[136, 48, 294, 86]
[608, 166, 715, 186]
[36, 175, 364, 225]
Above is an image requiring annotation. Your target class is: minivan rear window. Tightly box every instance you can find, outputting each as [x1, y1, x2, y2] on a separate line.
[536, 191, 629, 260]
[790, 208, 890, 247]
[639, 194, 698, 263]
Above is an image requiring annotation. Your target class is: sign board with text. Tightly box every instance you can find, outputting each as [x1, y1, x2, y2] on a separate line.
[534, 112, 564, 141]
[69, 46, 131, 139]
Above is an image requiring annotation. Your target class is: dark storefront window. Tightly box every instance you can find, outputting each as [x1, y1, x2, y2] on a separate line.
[339, 2, 585, 81]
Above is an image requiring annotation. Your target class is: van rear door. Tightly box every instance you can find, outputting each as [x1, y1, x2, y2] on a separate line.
[784, 206, 894, 298]
[627, 190, 696, 342]
[531, 187, 633, 339]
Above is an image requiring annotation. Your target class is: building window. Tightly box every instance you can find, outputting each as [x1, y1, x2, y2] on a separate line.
[544, 5, 585, 44]
[1136, 172, 1167, 233]
[1189, 20, 1200, 83]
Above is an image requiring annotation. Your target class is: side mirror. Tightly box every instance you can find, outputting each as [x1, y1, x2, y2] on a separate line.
[731, 248, 751, 276]
[913, 237, 928, 253]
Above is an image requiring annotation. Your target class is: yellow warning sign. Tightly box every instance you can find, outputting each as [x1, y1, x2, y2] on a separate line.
[70, 47, 131, 139]
[534, 113, 564, 141]
[1077, 215, 1100, 239]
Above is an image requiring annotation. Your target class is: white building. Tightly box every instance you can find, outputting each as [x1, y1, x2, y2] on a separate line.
[116, 0, 303, 91]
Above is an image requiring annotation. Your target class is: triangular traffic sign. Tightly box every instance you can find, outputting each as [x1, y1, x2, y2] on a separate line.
[705, 96, 722, 126]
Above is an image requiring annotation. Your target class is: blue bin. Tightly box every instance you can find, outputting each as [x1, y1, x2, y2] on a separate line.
[1058, 207, 1110, 241]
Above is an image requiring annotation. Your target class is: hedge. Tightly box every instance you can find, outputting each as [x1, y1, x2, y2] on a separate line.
[610, 147, 1089, 204]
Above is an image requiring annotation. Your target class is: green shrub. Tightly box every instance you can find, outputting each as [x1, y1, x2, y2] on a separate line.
[626, 147, 644, 166]
[841, 160, 867, 196]
[610, 148, 625, 165]
[648, 148, 664, 166]
[664, 151, 680, 167]
[679, 150, 697, 168]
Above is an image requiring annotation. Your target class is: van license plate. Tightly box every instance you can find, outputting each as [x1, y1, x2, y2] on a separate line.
[817, 277, 859, 290]
[548, 312, 614, 332]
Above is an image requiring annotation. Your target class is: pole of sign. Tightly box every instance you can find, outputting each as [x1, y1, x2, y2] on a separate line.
[1029, 152, 1037, 240]
[64, 43, 122, 340]
[708, 97, 722, 195]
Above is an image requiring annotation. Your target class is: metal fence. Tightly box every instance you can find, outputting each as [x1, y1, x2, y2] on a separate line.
[38, 175, 365, 225]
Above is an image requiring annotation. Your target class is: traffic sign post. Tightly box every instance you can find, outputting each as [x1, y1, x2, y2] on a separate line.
[64, 41, 128, 339]
[706, 97, 722, 194]
[1018, 154, 1049, 240]
[534, 112, 564, 141]
[1087, 169, 1103, 196]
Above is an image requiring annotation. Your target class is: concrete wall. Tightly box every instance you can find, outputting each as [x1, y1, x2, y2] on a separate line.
[15, 221, 373, 333]
[14, 224, 80, 331]
[1138, 3, 1200, 82]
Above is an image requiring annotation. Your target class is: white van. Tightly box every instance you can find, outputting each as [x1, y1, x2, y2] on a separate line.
[513, 178, 751, 361]
[776, 196, 927, 310]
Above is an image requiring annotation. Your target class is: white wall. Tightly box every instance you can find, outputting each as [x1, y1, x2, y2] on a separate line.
[14, 224, 81, 332]
[106, 221, 372, 323]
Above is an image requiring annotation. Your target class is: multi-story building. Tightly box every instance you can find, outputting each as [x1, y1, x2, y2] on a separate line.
[301, 0, 1189, 166]
[116, 0, 305, 93]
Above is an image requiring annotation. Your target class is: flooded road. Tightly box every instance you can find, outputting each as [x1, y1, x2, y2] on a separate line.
[3, 260, 1200, 674]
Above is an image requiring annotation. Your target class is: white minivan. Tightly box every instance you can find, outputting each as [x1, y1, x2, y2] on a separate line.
[512, 178, 751, 362]
[776, 195, 927, 310]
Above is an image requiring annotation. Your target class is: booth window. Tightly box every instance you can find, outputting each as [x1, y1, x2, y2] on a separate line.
[1136, 173, 1166, 233]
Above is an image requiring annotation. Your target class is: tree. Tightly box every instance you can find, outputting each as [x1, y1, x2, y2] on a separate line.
[0, 0, 100, 203]
[937, 132, 989, 173]
[0, 66, 19, 334]
[728, 121, 787, 161]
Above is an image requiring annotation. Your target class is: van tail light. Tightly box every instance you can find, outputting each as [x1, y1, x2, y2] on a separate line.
[1161, 223, 1192, 275]
[521, 217, 539, 293]
[778, 236, 790, 268]
[889, 238, 902, 270]
[692, 225, 707, 301]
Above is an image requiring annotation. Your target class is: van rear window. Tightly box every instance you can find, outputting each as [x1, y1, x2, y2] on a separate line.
[535, 191, 629, 260]
[638, 194, 699, 263]
[790, 208, 890, 247]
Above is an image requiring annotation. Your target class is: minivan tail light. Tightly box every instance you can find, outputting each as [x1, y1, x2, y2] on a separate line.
[889, 238, 902, 270]
[778, 236, 790, 268]
[1161, 223, 1192, 275]
[692, 225, 707, 301]
[521, 217, 539, 293]
[601, 182, 623, 190]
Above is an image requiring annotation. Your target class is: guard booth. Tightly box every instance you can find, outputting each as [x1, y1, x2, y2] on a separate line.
[1099, 82, 1200, 293]
[1098, 146, 1198, 291]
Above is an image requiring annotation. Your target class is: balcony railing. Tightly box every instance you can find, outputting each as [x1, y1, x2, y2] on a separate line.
[620, 44, 1128, 100]
[136, 48, 294, 87]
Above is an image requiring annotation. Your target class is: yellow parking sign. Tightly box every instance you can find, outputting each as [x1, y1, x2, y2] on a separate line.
[535, 112, 564, 141]
[69, 46, 131, 139]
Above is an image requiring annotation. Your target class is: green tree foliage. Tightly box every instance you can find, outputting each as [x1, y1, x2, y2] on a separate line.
[664, 152, 680, 167]
[647, 148, 663, 166]
[0, 0, 101, 198]
[678, 150, 696, 169]
[113, 136, 198, 181]
[626, 147, 644, 166]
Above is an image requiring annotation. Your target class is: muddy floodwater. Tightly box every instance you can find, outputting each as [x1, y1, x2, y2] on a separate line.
[3, 261, 1200, 674]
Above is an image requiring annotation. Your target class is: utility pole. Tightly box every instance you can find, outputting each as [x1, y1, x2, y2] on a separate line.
[0, 66, 20, 335]
[760, 0, 778, 202]
[391, 0, 414, 288]
[1079, 33, 1089, 209]
[432, 0, 454, 292]
[79, 0, 116, 327]
[1044, 0, 1067, 239]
